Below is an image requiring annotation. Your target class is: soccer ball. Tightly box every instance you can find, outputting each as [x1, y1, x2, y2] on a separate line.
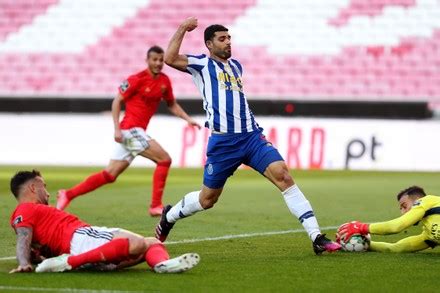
[337, 234, 370, 252]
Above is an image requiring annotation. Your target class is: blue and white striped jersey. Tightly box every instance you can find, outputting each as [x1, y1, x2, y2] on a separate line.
[186, 54, 259, 133]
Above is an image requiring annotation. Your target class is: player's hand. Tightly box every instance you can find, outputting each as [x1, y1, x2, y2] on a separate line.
[188, 119, 202, 129]
[181, 17, 198, 32]
[30, 247, 43, 264]
[9, 265, 33, 274]
[114, 129, 123, 143]
[337, 221, 369, 242]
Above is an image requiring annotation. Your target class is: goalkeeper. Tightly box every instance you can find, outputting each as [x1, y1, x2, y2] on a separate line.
[338, 186, 440, 252]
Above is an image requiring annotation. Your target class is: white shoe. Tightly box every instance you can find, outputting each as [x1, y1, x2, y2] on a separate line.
[153, 253, 200, 273]
[36, 254, 72, 273]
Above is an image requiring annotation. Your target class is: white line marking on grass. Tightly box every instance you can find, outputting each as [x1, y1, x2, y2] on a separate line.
[0, 225, 339, 260]
[0, 286, 142, 293]
[165, 225, 339, 245]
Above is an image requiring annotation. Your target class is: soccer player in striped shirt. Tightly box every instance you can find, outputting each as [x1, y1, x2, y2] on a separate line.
[155, 17, 340, 254]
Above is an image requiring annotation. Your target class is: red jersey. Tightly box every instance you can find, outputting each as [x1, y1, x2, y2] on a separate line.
[118, 69, 175, 130]
[10, 203, 89, 255]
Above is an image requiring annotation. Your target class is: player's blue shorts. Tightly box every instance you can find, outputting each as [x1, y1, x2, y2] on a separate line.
[203, 128, 284, 189]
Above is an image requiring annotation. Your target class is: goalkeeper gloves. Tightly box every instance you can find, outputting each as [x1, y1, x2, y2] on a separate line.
[337, 221, 369, 241]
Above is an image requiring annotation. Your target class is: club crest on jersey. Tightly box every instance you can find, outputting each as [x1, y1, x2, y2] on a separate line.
[120, 80, 130, 93]
[207, 164, 214, 175]
[13, 215, 23, 226]
[161, 84, 166, 94]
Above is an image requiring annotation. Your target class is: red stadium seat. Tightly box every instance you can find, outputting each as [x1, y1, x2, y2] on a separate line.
[0, 0, 439, 109]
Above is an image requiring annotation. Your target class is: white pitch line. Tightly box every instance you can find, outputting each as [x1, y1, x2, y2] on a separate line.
[165, 225, 339, 245]
[0, 286, 142, 293]
[0, 225, 339, 260]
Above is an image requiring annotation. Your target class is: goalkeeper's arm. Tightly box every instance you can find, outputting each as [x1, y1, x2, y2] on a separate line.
[369, 207, 425, 235]
[338, 207, 425, 241]
[369, 234, 429, 253]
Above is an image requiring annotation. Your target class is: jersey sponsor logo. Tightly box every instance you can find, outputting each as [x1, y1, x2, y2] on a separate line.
[13, 215, 23, 226]
[119, 80, 130, 92]
[430, 224, 440, 240]
[218, 72, 243, 92]
[207, 163, 214, 175]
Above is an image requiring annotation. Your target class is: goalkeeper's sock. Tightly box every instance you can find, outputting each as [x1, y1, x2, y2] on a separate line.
[282, 184, 321, 242]
[67, 238, 129, 269]
[166, 191, 204, 223]
[66, 170, 115, 199]
[151, 160, 171, 208]
[144, 243, 170, 268]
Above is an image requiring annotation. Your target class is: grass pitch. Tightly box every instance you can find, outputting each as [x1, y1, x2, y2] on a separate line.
[0, 166, 439, 292]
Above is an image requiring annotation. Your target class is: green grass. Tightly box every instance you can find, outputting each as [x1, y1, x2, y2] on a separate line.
[1, 166, 439, 292]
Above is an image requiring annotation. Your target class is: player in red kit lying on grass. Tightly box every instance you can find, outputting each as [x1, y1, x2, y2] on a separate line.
[9, 170, 200, 273]
[57, 45, 201, 217]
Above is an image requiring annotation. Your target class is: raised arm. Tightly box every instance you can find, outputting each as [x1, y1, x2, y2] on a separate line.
[112, 94, 124, 143]
[164, 17, 198, 72]
[10, 227, 33, 273]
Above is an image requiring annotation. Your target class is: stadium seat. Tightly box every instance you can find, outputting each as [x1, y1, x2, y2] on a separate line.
[0, 0, 439, 109]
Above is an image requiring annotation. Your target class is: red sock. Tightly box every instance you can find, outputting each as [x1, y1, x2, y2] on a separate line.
[66, 170, 115, 199]
[151, 160, 171, 208]
[144, 243, 170, 268]
[67, 238, 129, 269]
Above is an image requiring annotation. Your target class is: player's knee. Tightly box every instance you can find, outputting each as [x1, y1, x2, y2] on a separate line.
[199, 197, 218, 209]
[273, 167, 293, 185]
[144, 237, 161, 247]
[103, 170, 117, 182]
[283, 172, 294, 186]
[128, 237, 148, 255]
[108, 174, 117, 183]
[157, 159, 172, 167]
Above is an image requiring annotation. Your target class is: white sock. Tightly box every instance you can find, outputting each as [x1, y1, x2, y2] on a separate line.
[282, 184, 321, 241]
[166, 191, 204, 223]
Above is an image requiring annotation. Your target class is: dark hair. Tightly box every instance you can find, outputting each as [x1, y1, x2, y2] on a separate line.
[10, 170, 41, 198]
[147, 45, 164, 57]
[204, 24, 228, 44]
[396, 185, 426, 201]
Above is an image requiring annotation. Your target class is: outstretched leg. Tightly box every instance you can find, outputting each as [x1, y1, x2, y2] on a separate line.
[263, 161, 340, 254]
[155, 186, 222, 242]
[36, 229, 200, 273]
[56, 160, 128, 210]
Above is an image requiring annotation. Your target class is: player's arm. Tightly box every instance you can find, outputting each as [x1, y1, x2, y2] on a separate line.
[369, 207, 425, 235]
[9, 227, 33, 273]
[369, 233, 430, 253]
[164, 17, 198, 72]
[339, 207, 425, 240]
[111, 94, 124, 143]
[166, 100, 201, 129]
